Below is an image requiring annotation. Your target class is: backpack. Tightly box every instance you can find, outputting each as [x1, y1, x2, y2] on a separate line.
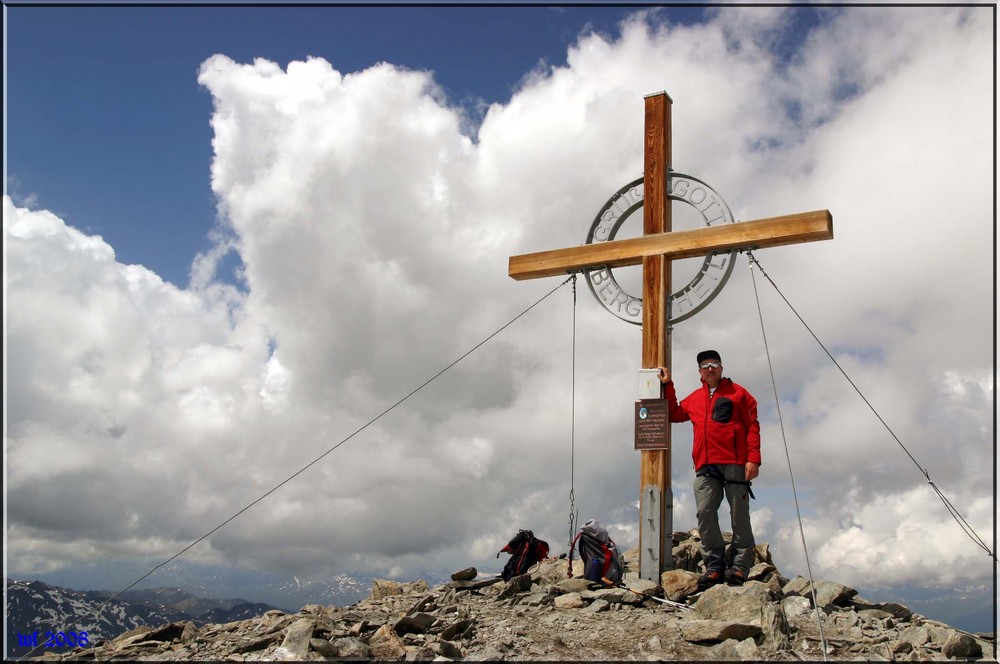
[568, 519, 625, 585]
[497, 529, 550, 581]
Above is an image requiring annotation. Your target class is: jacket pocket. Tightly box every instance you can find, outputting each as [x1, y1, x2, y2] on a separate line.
[712, 397, 733, 423]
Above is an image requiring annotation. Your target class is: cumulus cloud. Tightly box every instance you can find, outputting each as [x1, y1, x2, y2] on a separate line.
[5, 5, 993, 598]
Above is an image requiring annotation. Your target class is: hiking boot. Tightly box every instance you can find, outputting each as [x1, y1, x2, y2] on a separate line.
[697, 569, 724, 589]
[725, 568, 746, 586]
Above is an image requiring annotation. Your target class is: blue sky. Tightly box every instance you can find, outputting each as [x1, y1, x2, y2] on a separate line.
[7, 5, 723, 287]
[4, 3, 995, 638]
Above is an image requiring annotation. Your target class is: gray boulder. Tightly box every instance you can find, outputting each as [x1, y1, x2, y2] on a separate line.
[853, 597, 913, 621]
[782, 576, 811, 596]
[812, 581, 858, 609]
[694, 583, 790, 650]
[367, 623, 406, 660]
[279, 618, 315, 659]
[624, 577, 660, 597]
[554, 577, 593, 594]
[451, 567, 478, 582]
[553, 592, 586, 609]
[942, 631, 983, 659]
[332, 637, 370, 659]
[497, 573, 533, 599]
[780, 577, 857, 609]
[583, 587, 644, 605]
[370, 579, 403, 600]
[393, 612, 436, 636]
[709, 637, 763, 660]
[660, 569, 700, 601]
[680, 619, 762, 643]
[781, 595, 812, 619]
[530, 557, 582, 585]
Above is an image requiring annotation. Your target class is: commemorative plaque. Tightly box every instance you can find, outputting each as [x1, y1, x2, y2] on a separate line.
[634, 400, 669, 450]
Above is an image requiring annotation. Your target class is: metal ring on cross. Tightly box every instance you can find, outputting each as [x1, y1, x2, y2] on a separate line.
[584, 172, 737, 325]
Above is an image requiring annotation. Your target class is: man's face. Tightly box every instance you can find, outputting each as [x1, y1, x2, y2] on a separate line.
[699, 360, 722, 388]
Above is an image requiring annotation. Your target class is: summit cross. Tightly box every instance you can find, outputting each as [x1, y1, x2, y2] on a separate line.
[508, 92, 833, 581]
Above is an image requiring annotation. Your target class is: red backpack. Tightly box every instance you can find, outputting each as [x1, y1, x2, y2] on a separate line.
[497, 530, 550, 581]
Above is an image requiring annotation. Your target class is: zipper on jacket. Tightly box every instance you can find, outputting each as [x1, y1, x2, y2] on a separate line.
[700, 386, 712, 469]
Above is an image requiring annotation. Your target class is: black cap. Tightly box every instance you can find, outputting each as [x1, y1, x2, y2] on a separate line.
[697, 350, 721, 364]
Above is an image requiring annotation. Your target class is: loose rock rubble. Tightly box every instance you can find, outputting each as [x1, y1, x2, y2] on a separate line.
[42, 531, 995, 661]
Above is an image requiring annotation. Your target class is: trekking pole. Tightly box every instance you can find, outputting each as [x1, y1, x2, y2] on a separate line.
[609, 580, 693, 611]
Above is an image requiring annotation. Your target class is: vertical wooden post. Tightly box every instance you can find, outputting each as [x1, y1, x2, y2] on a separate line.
[639, 92, 673, 581]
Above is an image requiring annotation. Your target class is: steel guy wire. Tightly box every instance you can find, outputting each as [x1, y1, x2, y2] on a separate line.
[18, 275, 575, 662]
[568, 273, 579, 550]
[749, 255, 829, 660]
[745, 250, 995, 563]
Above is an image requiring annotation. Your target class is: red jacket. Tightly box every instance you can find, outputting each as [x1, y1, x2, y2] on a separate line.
[664, 378, 761, 469]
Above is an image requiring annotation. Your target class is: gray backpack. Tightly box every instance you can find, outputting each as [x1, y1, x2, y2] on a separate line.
[568, 519, 625, 585]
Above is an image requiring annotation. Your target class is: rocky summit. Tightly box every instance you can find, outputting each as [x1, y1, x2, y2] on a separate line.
[35, 530, 995, 661]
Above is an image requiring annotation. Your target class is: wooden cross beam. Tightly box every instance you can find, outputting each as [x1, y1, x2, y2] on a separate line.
[508, 210, 833, 281]
[508, 92, 833, 581]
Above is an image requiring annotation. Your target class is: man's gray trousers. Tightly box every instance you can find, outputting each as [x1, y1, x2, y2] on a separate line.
[693, 463, 756, 574]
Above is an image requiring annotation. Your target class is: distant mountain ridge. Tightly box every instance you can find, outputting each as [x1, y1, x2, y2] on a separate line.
[96, 585, 264, 619]
[4, 578, 284, 659]
[20, 558, 460, 617]
[4, 569, 458, 660]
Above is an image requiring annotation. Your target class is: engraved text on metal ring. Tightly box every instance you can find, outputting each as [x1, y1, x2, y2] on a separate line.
[584, 172, 737, 325]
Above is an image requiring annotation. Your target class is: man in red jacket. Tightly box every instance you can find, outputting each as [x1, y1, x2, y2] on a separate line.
[659, 350, 760, 588]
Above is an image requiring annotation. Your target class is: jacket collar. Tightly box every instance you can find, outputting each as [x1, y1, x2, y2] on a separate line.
[701, 377, 731, 391]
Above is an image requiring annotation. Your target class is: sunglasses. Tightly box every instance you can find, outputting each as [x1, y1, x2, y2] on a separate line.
[699, 362, 722, 370]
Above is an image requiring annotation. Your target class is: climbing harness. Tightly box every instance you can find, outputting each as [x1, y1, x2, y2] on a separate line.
[695, 464, 756, 500]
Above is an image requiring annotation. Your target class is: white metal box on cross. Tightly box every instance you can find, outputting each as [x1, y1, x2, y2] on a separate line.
[638, 368, 663, 400]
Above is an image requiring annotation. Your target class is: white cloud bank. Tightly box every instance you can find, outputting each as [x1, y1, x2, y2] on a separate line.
[5, 6, 994, 597]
